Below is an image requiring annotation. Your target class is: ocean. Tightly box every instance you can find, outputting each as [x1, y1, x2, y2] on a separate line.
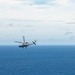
[0, 45, 75, 75]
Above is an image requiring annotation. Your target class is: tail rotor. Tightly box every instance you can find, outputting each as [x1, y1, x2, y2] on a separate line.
[32, 40, 37, 45]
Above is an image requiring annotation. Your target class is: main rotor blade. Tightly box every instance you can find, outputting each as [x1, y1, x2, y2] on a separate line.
[15, 41, 23, 43]
[23, 36, 25, 43]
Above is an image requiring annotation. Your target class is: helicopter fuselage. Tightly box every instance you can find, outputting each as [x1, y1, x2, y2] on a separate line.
[19, 44, 28, 48]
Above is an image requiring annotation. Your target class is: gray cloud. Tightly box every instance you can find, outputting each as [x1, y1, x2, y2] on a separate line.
[64, 32, 73, 35]
[66, 17, 75, 24]
[66, 22, 75, 24]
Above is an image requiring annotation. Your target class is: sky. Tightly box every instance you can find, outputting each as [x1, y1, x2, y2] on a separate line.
[0, 0, 75, 45]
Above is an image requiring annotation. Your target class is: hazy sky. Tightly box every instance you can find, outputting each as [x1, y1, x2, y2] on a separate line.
[0, 0, 75, 45]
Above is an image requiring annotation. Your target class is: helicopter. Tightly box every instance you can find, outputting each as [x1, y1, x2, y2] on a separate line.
[15, 36, 36, 48]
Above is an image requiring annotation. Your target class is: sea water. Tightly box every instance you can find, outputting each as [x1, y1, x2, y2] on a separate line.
[0, 45, 75, 75]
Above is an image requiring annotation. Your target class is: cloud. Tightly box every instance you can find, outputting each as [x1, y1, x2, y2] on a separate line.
[0, 0, 75, 45]
[16, 0, 55, 5]
[16, 0, 73, 7]
[0, 0, 13, 2]
[0, 0, 75, 21]
[64, 32, 73, 35]
[56, 0, 69, 6]
[65, 18, 75, 24]
[66, 22, 75, 24]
